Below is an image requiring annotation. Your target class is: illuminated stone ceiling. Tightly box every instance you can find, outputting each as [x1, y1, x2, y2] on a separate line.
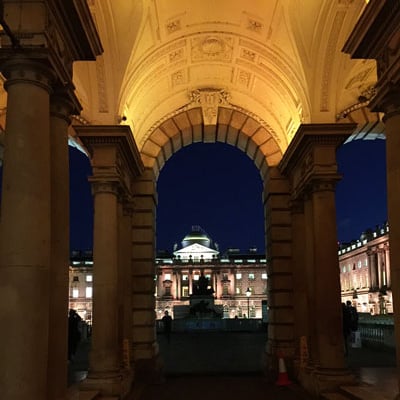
[6, 1, 379, 170]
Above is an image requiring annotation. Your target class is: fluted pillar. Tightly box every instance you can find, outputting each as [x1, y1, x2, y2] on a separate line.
[0, 60, 54, 400]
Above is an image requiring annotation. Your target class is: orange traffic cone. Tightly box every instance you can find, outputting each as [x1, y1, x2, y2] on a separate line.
[276, 353, 292, 386]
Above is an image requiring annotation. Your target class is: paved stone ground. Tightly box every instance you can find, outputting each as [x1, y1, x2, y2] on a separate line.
[69, 331, 399, 400]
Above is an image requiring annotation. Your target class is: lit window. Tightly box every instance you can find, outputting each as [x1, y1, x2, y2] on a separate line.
[194, 274, 199, 281]
[72, 288, 79, 298]
[164, 273, 171, 281]
[236, 287, 241, 294]
[357, 261, 362, 269]
[262, 273, 267, 280]
[86, 274, 93, 282]
[236, 273, 242, 280]
[182, 275, 188, 281]
[248, 273, 255, 280]
[86, 286, 92, 298]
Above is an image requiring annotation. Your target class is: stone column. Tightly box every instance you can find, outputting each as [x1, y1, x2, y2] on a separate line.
[74, 124, 144, 397]
[213, 273, 218, 298]
[380, 92, 400, 388]
[0, 60, 53, 400]
[310, 179, 346, 370]
[188, 271, 193, 295]
[367, 249, 378, 290]
[47, 91, 80, 400]
[384, 244, 391, 288]
[343, 5, 400, 394]
[377, 248, 385, 288]
[85, 180, 121, 390]
[175, 271, 180, 299]
[279, 123, 356, 395]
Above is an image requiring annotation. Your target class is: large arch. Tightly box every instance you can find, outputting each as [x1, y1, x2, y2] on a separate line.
[141, 107, 282, 180]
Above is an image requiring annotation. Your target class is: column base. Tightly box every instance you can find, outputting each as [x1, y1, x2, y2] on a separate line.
[298, 366, 356, 397]
[79, 369, 134, 398]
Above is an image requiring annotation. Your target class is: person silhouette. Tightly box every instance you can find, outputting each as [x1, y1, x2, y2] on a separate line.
[68, 309, 82, 361]
[161, 310, 172, 343]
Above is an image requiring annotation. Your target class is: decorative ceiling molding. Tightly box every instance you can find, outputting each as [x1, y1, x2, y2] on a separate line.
[189, 88, 230, 125]
[320, 10, 346, 111]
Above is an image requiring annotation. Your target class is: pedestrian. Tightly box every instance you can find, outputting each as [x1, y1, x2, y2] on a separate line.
[161, 310, 172, 343]
[346, 300, 359, 332]
[68, 309, 82, 361]
[342, 302, 351, 356]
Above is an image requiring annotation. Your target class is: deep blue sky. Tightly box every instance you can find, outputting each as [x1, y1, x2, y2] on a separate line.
[68, 138, 387, 253]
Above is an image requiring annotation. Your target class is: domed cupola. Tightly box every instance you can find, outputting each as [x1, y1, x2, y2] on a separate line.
[181, 225, 211, 248]
[173, 225, 219, 261]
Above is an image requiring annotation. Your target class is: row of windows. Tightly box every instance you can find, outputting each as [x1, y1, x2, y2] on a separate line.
[72, 274, 93, 283]
[340, 259, 368, 273]
[71, 286, 92, 298]
[162, 272, 267, 281]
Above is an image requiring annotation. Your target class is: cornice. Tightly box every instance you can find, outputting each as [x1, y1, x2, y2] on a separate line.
[279, 123, 357, 177]
[342, 1, 391, 59]
[73, 124, 144, 178]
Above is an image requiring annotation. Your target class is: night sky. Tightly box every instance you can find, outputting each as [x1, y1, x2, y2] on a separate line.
[68, 138, 387, 254]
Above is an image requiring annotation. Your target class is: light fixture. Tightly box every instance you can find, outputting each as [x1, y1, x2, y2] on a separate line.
[246, 287, 251, 318]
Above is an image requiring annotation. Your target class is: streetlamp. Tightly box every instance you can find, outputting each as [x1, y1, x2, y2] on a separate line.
[246, 287, 251, 318]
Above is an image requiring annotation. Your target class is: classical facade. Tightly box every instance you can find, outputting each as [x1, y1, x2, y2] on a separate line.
[339, 223, 392, 315]
[155, 226, 268, 319]
[69, 250, 94, 323]
[1, 1, 400, 399]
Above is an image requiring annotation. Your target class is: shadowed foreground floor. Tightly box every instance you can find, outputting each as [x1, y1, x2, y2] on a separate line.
[70, 331, 398, 400]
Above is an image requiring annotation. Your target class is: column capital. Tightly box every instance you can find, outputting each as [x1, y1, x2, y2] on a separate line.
[280, 123, 353, 201]
[50, 86, 82, 124]
[2, 58, 56, 94]
[90, 179, 120, 196]
[0, 0, 102, 87]
[306, 177, 340, 194]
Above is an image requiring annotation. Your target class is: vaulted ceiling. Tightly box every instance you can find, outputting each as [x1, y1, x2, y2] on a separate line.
[71, 0, 375, 163]
[0, 0, 376, 171]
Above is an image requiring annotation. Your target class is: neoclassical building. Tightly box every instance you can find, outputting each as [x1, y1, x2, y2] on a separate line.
[155, 226, 268, 320]
[339, 223, 393, 315]
[1, 1, 400, 399]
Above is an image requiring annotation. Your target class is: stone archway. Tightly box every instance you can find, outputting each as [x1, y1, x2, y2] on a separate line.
[132, 110, 358, 394]
[132, 106, 299, 378]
